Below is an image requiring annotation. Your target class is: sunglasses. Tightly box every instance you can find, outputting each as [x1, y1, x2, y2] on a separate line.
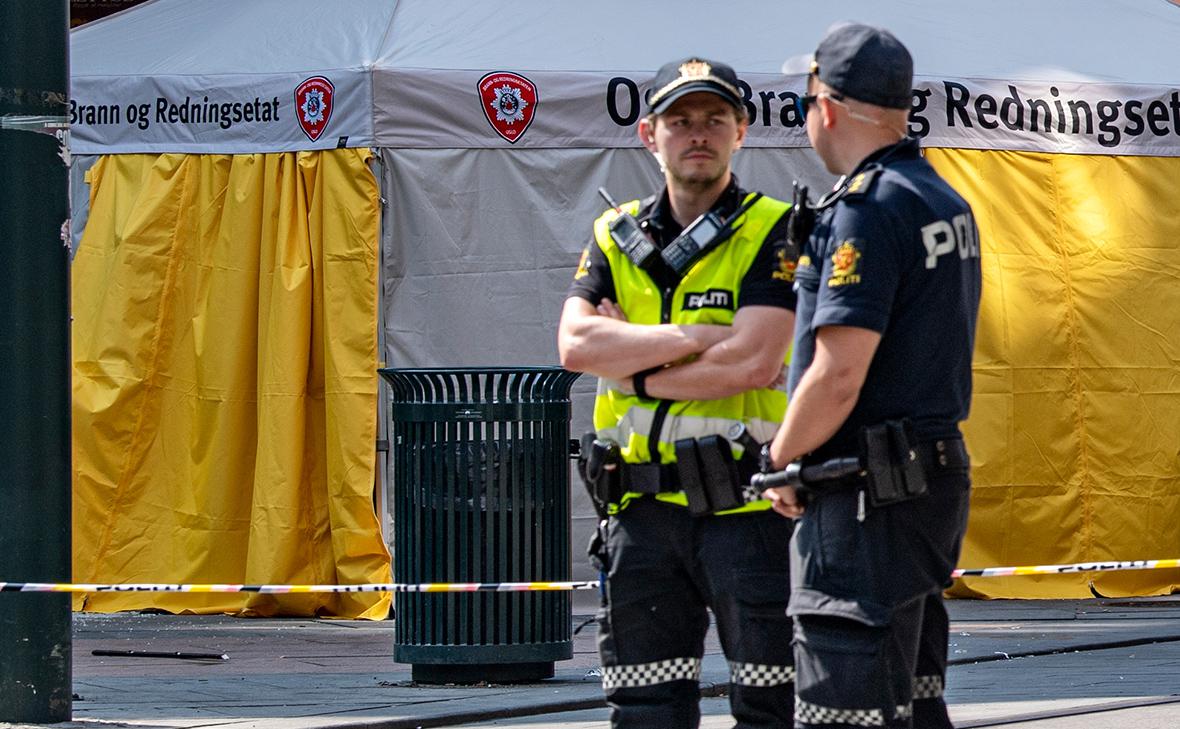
[796, 91, 846, 120]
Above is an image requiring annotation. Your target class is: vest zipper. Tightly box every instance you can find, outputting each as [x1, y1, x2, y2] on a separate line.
[648, 286, 676, 463]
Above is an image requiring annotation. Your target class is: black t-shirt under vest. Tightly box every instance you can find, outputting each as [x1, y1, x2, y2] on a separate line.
[568, 176, 797, 312]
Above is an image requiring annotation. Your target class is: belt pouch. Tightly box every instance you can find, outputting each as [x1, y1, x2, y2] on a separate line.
[697, 435, 743, 512]
[889, 420, 927, 498]
[860, 420, 927, 509]
[674, 438, 713, 515]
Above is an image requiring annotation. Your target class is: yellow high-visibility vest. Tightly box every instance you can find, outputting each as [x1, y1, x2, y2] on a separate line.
[592, 193, 791, 514]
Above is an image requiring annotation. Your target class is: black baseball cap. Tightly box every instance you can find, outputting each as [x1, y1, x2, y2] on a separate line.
[647, 57, 743, 115]
[812, 23, 913, 110]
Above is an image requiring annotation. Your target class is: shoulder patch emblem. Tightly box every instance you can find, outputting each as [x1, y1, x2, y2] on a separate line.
[773, 248, 798, 282]
[828, 241, 862, 287]
[573, 246, 592, 280]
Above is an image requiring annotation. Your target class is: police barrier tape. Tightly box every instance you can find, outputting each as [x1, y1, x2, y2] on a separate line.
[949, 558, 1180, 579]
[0, 580, 603, 594]
[2, 559, 1180, 593]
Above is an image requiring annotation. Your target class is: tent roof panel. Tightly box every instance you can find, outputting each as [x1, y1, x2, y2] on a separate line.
[73, 0, 1180, 85]
[72, 0, 397, 77]
[372, 0, 1180, 85]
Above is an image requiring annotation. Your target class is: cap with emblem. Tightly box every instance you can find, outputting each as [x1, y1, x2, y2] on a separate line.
[811, 23, 913, 110]
[648, 57, 743, 115]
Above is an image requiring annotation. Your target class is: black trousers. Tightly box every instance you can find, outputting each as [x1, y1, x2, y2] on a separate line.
[596, 498, 796, 729]
[789, 468, 971, 728]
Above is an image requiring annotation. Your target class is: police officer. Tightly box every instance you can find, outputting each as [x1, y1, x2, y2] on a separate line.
[762, 25, 982, 729]
[558, 57, 799, 729]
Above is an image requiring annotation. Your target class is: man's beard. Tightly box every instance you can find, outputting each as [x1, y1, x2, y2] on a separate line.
[668, 160, 726, 192]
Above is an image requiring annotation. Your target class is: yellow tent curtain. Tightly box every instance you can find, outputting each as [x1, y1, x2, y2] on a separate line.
[72, 149, 391, 617]
[72, 146, 1180, 607]
[926, 149, 1180, 598]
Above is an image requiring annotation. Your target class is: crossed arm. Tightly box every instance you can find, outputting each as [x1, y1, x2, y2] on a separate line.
[762, 324, 881, 518]
[557, 296, 794, 401]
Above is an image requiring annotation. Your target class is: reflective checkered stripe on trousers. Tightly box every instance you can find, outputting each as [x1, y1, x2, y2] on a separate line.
[728, 660, 795, 687]
[913, 674, 944, 699]
[600, 657, 702, 690]
[796, 698, 912, 727]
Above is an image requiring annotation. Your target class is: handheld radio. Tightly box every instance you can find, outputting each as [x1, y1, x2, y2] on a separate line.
[662, 192, 763, 275]
[597, 188, 661, 271]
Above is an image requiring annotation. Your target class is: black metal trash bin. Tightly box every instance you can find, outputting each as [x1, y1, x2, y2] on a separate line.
[380, 366, 581, 683]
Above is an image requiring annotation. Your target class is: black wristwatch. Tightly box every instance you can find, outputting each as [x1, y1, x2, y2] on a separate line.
[632, 366, 661, 400]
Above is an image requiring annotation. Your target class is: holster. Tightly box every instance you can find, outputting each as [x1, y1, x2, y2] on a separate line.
[859, 419, 928, 510]
[577, 432, 621, 520]
[577, 434, 617, 602]
[674, 435, 748, 516]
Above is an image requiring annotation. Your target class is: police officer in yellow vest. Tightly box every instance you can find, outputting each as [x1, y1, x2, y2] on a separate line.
[558, 57, 799, 729]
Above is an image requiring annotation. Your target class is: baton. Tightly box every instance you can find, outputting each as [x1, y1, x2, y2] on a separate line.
[750, 457, 862, 491]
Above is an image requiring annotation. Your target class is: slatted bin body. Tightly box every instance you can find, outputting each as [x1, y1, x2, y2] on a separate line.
[380, 367, 580, 683]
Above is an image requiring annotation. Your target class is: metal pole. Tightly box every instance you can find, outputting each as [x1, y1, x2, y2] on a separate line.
[0, 0, 73, 721]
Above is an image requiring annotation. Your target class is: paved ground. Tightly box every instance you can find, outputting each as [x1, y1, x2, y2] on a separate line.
[3, 597, 1180, 728]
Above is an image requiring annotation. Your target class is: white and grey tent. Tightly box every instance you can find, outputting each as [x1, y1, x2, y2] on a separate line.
[69, 0, 1180, 616]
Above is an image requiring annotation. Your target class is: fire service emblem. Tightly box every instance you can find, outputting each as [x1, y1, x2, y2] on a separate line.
[294, 76, 334, 142]
[478, 72, 538, 144]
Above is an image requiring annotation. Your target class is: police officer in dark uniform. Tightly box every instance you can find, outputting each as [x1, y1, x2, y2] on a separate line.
[762, 24, 982, 728]
[559, 58, 800, 728]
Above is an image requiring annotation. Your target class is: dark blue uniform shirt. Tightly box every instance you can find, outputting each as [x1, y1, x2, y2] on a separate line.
[789, 137, 982, 460]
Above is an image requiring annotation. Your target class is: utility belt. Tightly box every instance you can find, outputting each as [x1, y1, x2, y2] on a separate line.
[579, 420, 968, 521]
[752, 420, 970, 522]
[576, 428, 763, 518]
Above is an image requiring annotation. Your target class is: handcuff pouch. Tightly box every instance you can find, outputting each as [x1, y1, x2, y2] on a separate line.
[675, 436, 745, 515]
[697, 435, 743, 513]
